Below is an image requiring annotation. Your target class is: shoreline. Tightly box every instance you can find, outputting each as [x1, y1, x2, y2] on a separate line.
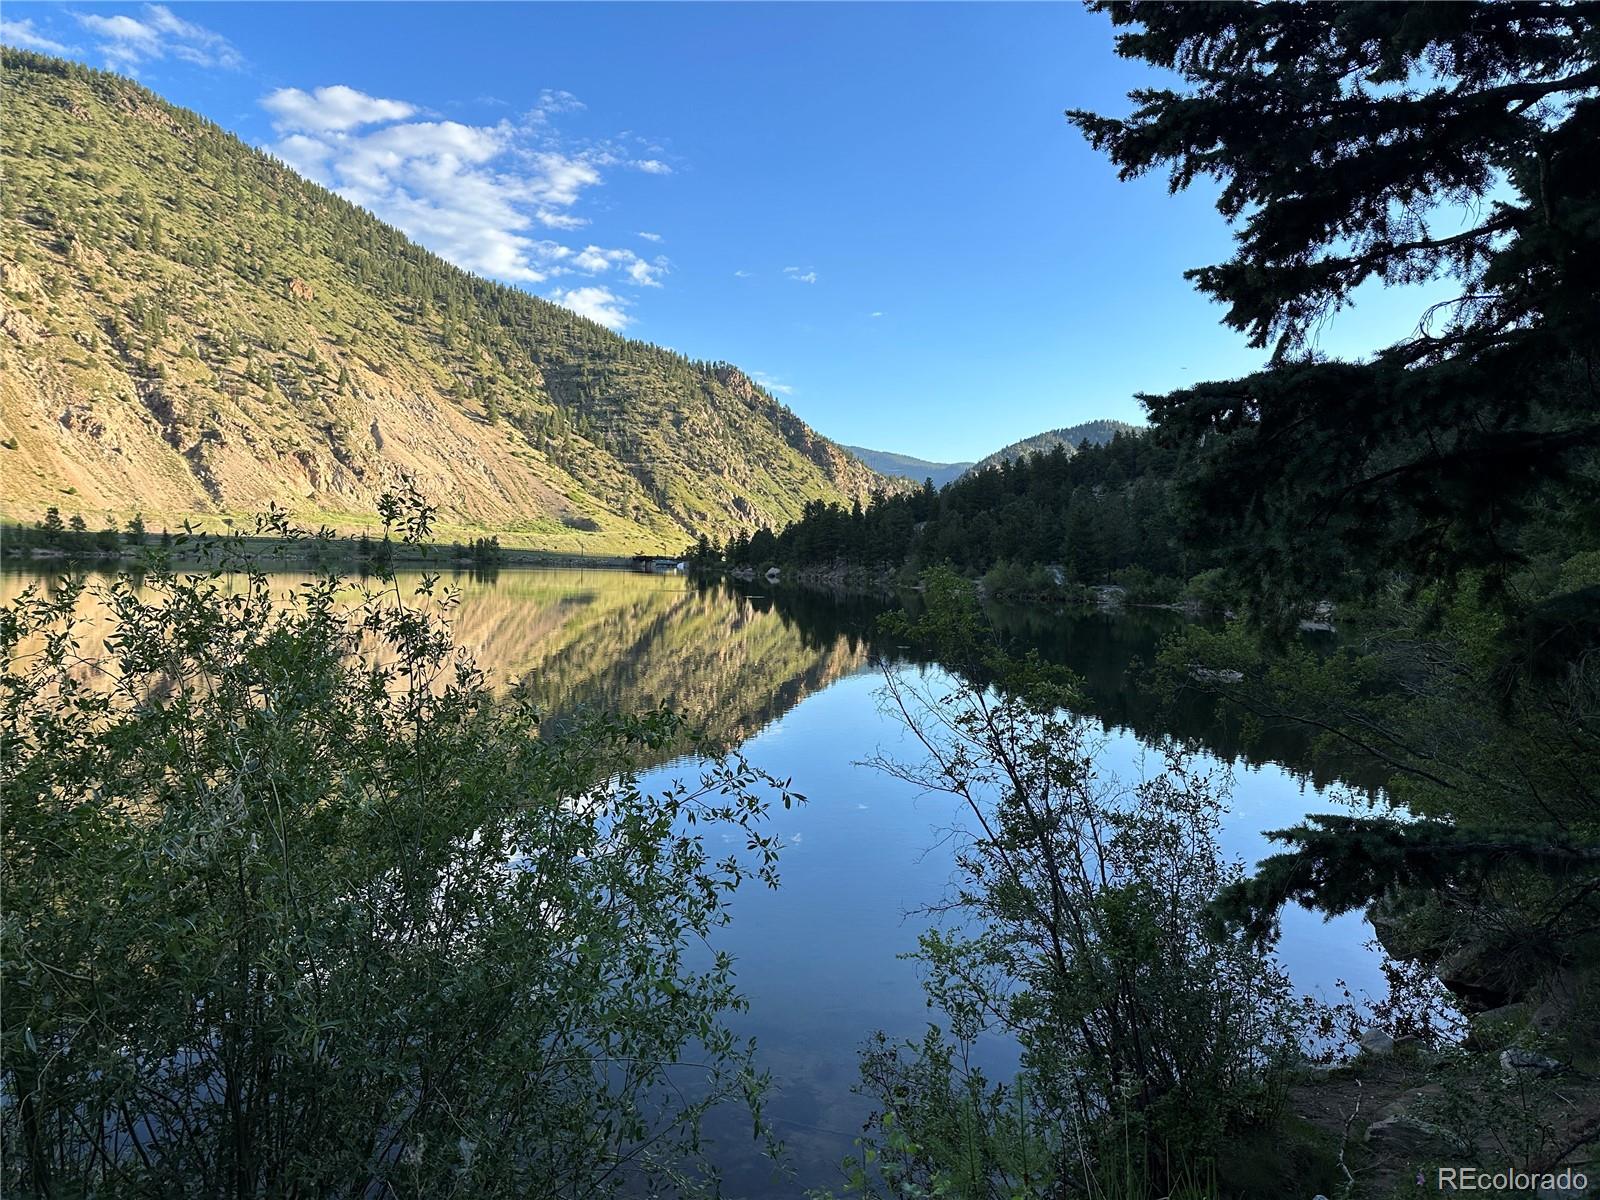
[0, 537, 656, 574]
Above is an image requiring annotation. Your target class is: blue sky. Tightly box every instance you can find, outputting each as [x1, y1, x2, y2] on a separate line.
[4, 3, 1444, 463]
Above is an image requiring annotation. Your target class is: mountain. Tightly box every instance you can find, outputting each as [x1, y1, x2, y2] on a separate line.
[0, 50, 887, 553]
[841, 445, 973, 489]
[969, 419, 1139, 474]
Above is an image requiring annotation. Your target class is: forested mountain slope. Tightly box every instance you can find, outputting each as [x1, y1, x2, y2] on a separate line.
[969, 418, 1138, 474]
[0, 50, 885, 552]
[841, 445, 972, 489]
[717, 430, 1192, 587]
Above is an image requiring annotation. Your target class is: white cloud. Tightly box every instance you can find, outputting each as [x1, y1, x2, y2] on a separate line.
[633, 158, 672, 175]
[626, 257, 667, 287]
[870, 311, 884, 318]
[263, 85, 417, 133]
[548, 286, 631, 330]
[523, 151, 600, 207]
[571, 246, 612, 273]
[784, 266, 819, 284]
[77, 4, 240, 70]
[1, 18, 73, 53]
[568, 245, 667, 287]
[262, 84, 675, 295]
[537, 211, 589, 231]
[733, 269, 752, 278]
[637, 231, 663, 243]
[751, 371, 794, 396]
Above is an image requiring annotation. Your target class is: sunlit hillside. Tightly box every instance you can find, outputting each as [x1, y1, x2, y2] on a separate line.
[0, 50, 890, 552]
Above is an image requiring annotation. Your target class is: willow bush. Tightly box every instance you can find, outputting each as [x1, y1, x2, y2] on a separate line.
[2, 503, 795, 1198]
[833, 571, 1313, 1198]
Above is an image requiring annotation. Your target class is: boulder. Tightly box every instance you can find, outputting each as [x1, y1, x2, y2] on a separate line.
[1500, 1048, 1562, 1076]
[1359, 1027, 1396, 1057]
[1364, 1112, 1451, 1155]
[1531, 967, 1583, 1035]
[1436, 944, 1522, 1011]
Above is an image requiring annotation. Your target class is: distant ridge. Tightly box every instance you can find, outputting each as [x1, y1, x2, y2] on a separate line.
[843, 445, 973, 489]
[969, 419, 1139, 474]
[0, 49, 889, 552]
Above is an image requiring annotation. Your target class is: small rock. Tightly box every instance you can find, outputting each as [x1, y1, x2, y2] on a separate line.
[1499, 1047, 1561, 1075]
[1359, 1027, 1396, 1057]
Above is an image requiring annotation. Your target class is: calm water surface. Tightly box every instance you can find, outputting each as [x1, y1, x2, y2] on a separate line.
[3, 564, 1385, 1197]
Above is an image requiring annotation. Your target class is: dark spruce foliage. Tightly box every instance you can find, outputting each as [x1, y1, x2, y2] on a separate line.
[1067, 0, 1600, 606]
[709, 430, 1194, 589]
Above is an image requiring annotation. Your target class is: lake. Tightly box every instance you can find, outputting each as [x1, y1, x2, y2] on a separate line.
[1, 563, 1385, 1197]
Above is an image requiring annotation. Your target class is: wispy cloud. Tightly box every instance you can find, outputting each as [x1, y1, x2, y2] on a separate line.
[870, 311, 884, 318]
[637, 231, 663, 243]
[733, 269, 752, 278]
[783, 266, 819, 284]
[1, 17, 74, 53]
[76, 4, 241, 71]
[633, 159, 671, 175]
[751, 371, 794, 396]
[548, 286, 631, 330]
[530, 88, 584, 120]
[263, 84, 675, 297]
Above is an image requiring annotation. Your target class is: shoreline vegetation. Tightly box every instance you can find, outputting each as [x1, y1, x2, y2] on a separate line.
[0, 512, 663, 573]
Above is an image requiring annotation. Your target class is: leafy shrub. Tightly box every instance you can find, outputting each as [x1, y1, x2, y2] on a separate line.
[1110, 564, 1178, 604]
[838, 571, 1307, 1197]
[2, 503, 794, 1198]
[1182, 567, 1237, 615]
[982, 559, 1062, 601]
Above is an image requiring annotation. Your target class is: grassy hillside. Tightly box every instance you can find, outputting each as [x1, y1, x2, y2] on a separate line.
[0, 49, 887, 553]
[969, 418, 1137, 474]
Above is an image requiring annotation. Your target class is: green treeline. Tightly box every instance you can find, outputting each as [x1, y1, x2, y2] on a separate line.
[703, 432, 1200, 601]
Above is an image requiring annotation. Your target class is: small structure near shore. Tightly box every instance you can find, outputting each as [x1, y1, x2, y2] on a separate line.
[632, 555, 686, 574]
